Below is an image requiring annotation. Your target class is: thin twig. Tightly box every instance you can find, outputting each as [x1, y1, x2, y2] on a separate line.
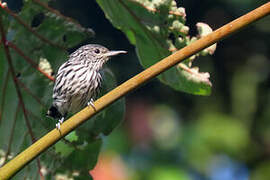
[0, 14, 43, 178]
[8, 41, 55, 81]
[36, 159, 44, 180]
[0, 3, 66, 50]
[0, 2, 269, 179]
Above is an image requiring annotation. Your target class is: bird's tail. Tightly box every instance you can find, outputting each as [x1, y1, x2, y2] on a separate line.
[46, 106, 62, 119]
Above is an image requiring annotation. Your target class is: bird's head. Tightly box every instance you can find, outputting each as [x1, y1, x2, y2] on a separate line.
[70, 44, 127, 69]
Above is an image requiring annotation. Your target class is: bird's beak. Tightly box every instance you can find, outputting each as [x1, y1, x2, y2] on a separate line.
[104, 50, 127, 57]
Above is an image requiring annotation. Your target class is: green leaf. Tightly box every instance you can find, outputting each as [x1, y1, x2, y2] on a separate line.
[65, 131, 79, 142]
[55, 141, 75, 157]
[59, 139, 102, 175]
[54, 132, 79, 157]
[96, 0, 213, 95]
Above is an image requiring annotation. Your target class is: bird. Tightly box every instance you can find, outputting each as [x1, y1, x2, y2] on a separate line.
[46, 44, 127, 129]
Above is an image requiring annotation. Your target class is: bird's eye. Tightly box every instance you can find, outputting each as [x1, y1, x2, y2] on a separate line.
[94, 49, 100, 54]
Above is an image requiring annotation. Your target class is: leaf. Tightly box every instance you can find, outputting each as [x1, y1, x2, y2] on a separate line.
[55, 132, 79, 157]
[96, 0, 215, 95]
[65, 131, 79, 142]
[58, 139, 102, 179]
[55, 141, 74, 157]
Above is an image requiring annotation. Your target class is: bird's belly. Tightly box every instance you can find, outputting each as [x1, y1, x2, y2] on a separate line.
[69, 93, 86, 113]
[68, 74, 101, 113]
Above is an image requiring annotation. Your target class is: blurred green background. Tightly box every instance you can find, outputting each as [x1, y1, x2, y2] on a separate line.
[2, 0, 270, 179]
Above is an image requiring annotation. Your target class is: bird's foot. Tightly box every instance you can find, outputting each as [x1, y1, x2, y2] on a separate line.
[56, 117, 64, 130]
[87, 98, 96, 111]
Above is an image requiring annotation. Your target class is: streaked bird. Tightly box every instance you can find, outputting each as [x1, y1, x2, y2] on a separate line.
[47, 44, 127, 129]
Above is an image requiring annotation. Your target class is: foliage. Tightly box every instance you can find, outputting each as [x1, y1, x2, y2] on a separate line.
[97, 0, 216, 95]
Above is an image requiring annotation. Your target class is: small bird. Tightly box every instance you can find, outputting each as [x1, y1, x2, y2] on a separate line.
[47, 44, 127, 129]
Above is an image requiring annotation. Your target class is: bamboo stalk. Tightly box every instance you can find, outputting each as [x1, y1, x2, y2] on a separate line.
[0, 2, 269, 179]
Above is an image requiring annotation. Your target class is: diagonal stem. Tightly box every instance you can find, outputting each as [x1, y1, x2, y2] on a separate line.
[0, 2, 269, 179]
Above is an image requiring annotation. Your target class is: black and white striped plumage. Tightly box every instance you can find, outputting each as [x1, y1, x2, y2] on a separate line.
[47, 44, 126, 129]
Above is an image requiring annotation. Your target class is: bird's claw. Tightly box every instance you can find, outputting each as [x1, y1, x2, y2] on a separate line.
[56, 122, 61, 130]
[56, 117, 64, 130]
[87, 98, 96, 111]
